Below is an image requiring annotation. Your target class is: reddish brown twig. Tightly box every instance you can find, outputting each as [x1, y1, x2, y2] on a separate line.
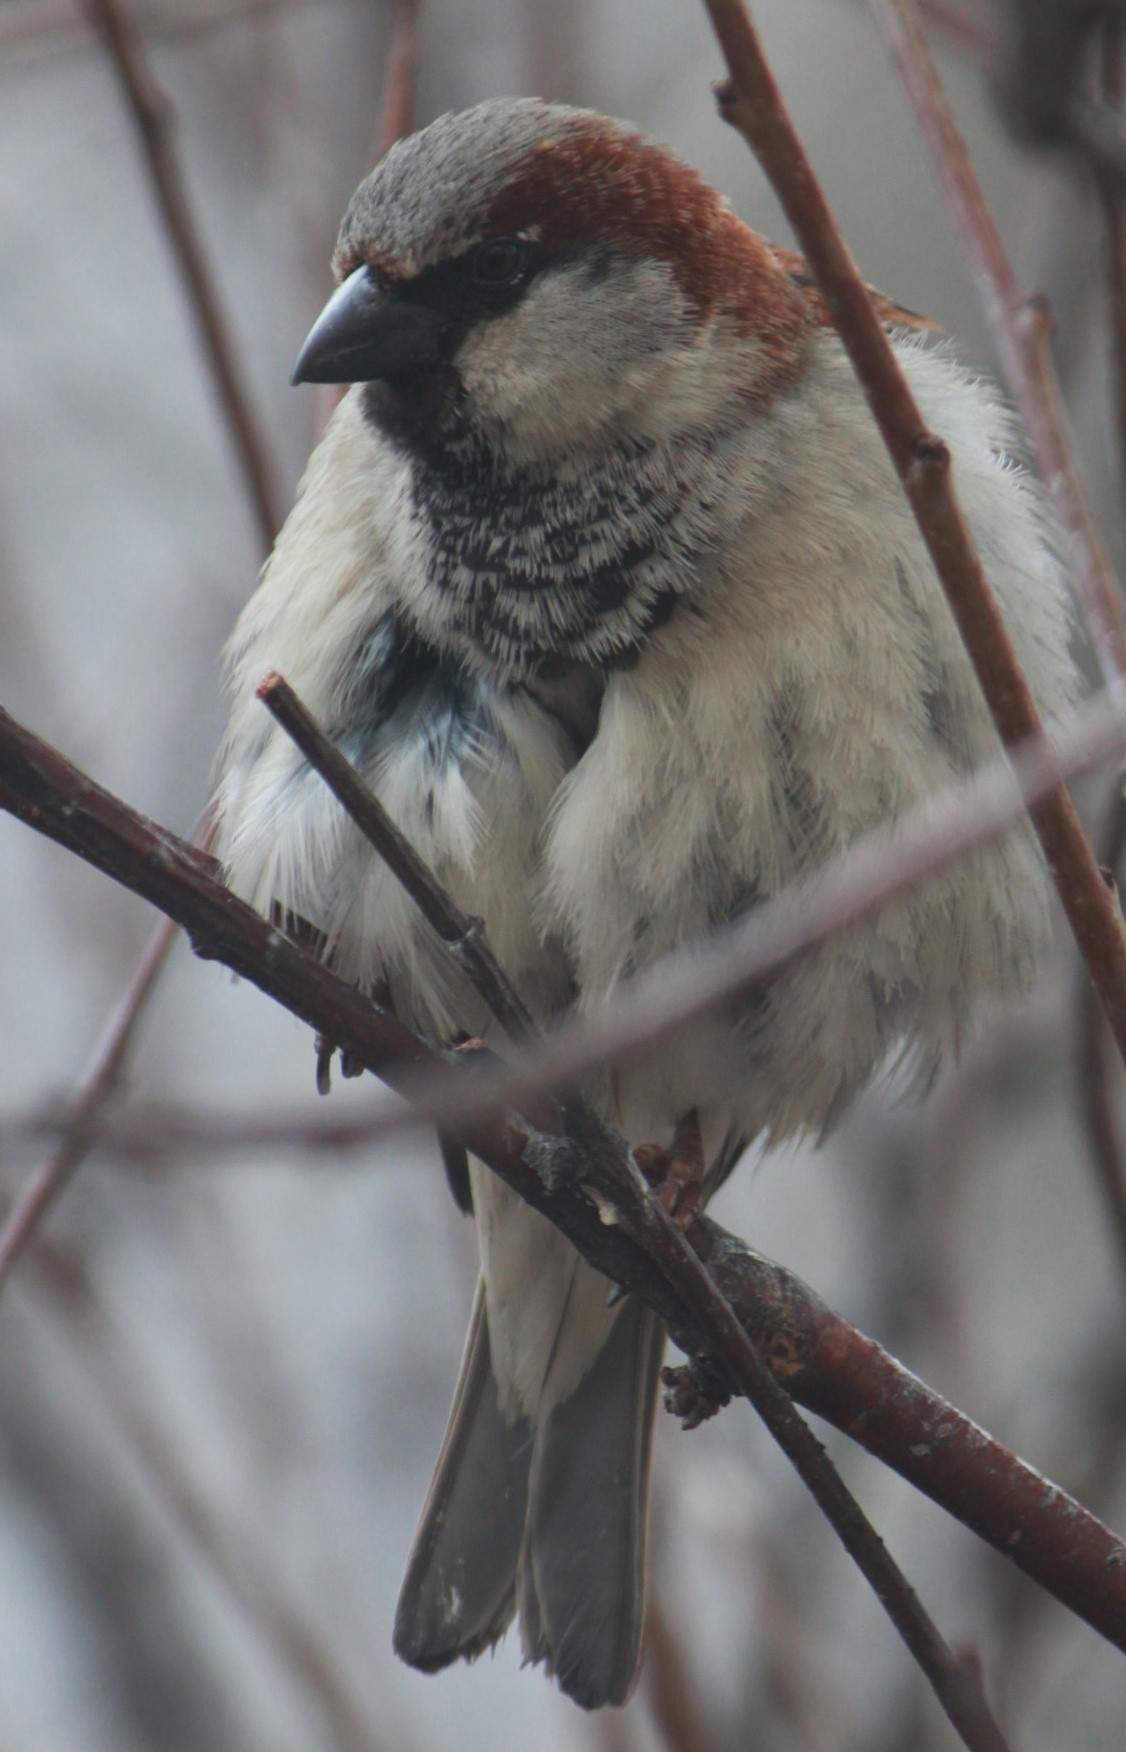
[868, 0, 1126, 689]
[2, 707, 1125, 1675]
[701, 0, 1126, 1086]
[82, 0, 282, 550]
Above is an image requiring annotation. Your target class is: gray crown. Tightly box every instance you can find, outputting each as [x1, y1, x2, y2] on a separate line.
[333, 97, 646, 278]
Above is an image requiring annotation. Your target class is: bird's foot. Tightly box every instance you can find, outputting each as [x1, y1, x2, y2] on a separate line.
[634, 1108, 705, 1226]
[314, 978, 393, 1093]
[661, 1357, 732, 1430]
[313, 1034, 366, 1094]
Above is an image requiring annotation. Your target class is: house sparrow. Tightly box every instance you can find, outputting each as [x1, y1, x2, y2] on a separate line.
[216, 98, 1075, 1709]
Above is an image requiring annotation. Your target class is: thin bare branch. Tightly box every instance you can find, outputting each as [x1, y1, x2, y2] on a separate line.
[2, 704, 1125, 1666]
[701, 0, 1126, 1083]
[258, 672, 538, 1043]
[0, 1096, 411, 1165]
[266, 674, 738, 1748]
[866, 0, 1126, 1303]
[82, 0, 282, 550]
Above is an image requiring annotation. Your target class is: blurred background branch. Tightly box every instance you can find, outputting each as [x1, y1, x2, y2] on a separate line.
[83, 0, 284, 549]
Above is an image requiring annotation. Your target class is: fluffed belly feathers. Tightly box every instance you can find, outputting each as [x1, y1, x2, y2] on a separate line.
[218, 331, 1076, 1160]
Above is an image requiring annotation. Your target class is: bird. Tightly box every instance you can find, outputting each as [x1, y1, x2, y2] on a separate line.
[215, 97, 1076, 1710]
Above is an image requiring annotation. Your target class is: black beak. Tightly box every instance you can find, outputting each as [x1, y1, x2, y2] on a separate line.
[291, 265, 448, 387]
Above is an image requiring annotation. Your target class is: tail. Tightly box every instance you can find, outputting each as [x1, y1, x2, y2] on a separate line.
[393, 1285, 664, 1709]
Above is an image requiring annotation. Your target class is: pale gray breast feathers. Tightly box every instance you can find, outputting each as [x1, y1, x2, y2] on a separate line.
[218, 335, 1077, 1148]
[539, 335, 1077, 1145]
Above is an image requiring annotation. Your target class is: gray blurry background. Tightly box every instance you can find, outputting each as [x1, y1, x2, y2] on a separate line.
[2, 0, 1125, 1747]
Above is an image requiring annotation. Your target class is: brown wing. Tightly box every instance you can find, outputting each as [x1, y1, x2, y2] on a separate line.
[770, 244, 942, 335]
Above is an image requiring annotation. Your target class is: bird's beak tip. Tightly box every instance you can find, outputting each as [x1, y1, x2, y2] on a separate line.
[287, 263, 445, 389]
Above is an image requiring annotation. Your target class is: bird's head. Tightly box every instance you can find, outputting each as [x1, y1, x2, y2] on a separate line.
[293, 98, 812, 465]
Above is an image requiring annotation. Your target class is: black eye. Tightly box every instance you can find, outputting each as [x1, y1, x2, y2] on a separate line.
[471, 237, 528, 288]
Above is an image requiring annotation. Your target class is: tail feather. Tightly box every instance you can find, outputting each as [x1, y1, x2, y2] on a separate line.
[518, 1298, 665, 1708]
[395, 1277, 665, 1709]
[393, 1286, 532, 1670]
